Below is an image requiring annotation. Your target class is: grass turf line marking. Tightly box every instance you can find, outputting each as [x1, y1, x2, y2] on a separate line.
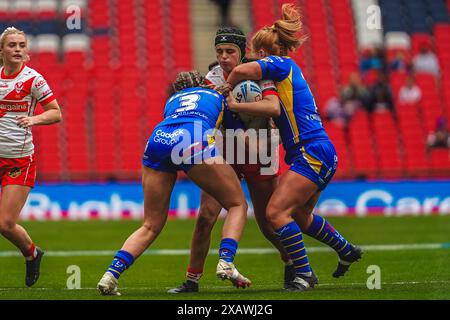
[1, 280, 449, 291]
[0, 243, 449, 257]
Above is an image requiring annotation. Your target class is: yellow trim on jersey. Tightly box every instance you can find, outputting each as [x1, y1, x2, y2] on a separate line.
[301, 146, 322, 174]
[215, 100, 225, 129]
[207, 134, 215, 146]
[276, 68, 300, 144]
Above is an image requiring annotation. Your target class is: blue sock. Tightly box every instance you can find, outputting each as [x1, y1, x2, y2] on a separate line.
[276, 221, 312, 275]
[107, 250, 135, 279]
[304, 214, 352, 258]
[219, 238, 238, 263]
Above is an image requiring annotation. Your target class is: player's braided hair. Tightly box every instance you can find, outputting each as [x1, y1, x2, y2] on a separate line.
[172, 70, 208, 92]
[215, 27, 247, 62]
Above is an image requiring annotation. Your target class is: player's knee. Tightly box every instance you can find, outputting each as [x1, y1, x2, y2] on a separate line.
[198, 202, 220, 222]
[142, 220, 164, 237]
[195, 214, 215, 236]
[0, 218, 16, 235]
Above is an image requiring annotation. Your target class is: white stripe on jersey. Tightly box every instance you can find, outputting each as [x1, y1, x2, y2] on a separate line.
[0, 65, 55, 158]
[23, 154, 33, 184]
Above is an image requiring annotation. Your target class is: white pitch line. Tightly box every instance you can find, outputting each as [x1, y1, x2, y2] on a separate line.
[0, 280, 449, 291]
[0, 243, 448, 258]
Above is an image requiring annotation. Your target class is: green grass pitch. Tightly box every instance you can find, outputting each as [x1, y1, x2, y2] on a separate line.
[0, 216, 449, 300]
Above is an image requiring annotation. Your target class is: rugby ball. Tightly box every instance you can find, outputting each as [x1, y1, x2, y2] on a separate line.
[231, 80, 270, 129]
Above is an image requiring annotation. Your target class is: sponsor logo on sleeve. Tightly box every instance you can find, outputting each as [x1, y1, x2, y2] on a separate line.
[35, 78, 47, 89]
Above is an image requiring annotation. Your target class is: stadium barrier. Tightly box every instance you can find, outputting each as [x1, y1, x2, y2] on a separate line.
[19, 180, 450, 220]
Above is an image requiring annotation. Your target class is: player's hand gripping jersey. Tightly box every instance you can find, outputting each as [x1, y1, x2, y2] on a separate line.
[0, 64, 55, 158]
[143, 87, 225, 173]
[256, 56, 337, 190]
[206, 64, 277, 130]
[206, 64, 280, 181]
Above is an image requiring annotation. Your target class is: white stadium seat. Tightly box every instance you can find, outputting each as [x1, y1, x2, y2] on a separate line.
[37, 0, 58, 12]
[385, 32, 411, 50]
[35, 34, 60, 52]
[13, 0, 33, 12]
[62, 33, 90, 52]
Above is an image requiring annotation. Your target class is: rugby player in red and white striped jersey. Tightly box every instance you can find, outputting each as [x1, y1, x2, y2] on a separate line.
[0, 27, 62, 287]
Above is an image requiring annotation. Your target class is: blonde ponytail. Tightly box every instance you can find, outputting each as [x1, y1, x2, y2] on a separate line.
[251, 4, 307, 56]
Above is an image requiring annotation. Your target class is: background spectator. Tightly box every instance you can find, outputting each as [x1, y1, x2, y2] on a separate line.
[360, 47, 385, 74]
[413, 45, 440, 76]
[389, 51, 411, 73]
[324, 97, 347, 127]
[398, 75, 422, 105]
[368, 72, 394, 113]
[426, 117, 450, 152]
[340, 72, 370, 115]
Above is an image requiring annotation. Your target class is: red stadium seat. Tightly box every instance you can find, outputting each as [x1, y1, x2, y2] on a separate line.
[411, 34, 433, 55]
[323, 122, 352, 178]
[372, 112, 404, 177]
[251, 0, 276, 30]
[348, 111, 378, 178]
[169, 0, 193, 70]
[397, 105, 430, 176]
[429, 149, 450, 175]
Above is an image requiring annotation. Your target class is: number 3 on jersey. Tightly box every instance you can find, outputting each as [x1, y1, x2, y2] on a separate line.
[175, 94, 200, 113]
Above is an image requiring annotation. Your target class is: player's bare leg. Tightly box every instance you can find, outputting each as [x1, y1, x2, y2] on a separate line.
[0, 185, 44, 287]
[168, 191, 222, 293]
[98, 167, 177, 296]
[187, 157, 251, 288]
[121, 167, 177, 257]
[189, 192, 222, 270]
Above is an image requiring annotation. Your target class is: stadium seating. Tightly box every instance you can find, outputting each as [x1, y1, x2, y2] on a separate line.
[323, 122, 352, 178]
[0, 0, 449, 181]
[372, 112, 404, 177]
[397, 103, 430, 176]
[348, 111, 378, 178]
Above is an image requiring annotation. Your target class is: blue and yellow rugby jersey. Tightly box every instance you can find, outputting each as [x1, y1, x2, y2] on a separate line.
[161, 87, 225, 130]
[256, 55, 329, 152]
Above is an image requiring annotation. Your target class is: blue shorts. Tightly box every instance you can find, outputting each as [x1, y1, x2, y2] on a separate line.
[288, 140, 338, 191]
[143, 122, 219, 173]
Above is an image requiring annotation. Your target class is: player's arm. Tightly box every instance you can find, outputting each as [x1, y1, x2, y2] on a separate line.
[226, 62, 263, 88]
[226, 93, 280, 117]
[16, 100, 62, 128]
